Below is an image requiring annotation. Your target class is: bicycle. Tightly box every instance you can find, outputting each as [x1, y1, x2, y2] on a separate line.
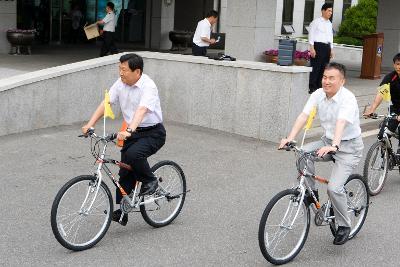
[50, 128, 187, 251]
[363, 112, 400, 195]
[258, 141, 369, 265]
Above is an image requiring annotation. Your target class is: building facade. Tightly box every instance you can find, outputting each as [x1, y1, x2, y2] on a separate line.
[1, 0, 399, 68]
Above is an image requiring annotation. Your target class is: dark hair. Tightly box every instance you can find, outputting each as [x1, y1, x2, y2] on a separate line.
[324, 62, 346, 78]
[119, 53, 143, 73]
[393, 53, 400, 63]
[206, 10, 219, 18]
[106, 2, 114, 10]
[321, 3, 333, 11]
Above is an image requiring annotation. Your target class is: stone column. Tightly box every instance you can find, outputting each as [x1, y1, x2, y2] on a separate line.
[275, 0, 283, 35]
[377, 0, 400, 68]
[332, 0, 343, 32]
[225, 0, 277, 61]
[292, 0, 305, 37]
[313, 0, 324, 19]
[149, 0, 174, 50]
[0, 0, 17, 54]
[219, 0, 228, 33]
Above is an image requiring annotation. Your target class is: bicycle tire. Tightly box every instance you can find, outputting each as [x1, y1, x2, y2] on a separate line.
[329, 174, 369, 239]
[140, 160, 186, 228]
[363, 141, 388, 196]
[51, 175, 113, 251]
[258, 189, 310, 265]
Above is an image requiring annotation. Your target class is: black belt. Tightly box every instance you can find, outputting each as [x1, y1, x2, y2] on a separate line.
[135, 123, 160, 132]
[314, 42, 330, 46]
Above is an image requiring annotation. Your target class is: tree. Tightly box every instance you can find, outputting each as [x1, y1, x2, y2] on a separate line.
[337, 0, 377, 40]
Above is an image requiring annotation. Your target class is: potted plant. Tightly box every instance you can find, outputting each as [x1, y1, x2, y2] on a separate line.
[6, 29, 36, 54]
[264, 49, 278, 63]
[294, 50, 310, 66]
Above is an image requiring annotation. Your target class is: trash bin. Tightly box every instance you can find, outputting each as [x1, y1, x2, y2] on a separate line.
[360, 33, 384, 79]
[278, 38, 297, 66]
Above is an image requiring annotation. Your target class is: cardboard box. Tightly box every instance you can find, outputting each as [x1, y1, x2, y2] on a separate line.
[83, 23, 100, 40]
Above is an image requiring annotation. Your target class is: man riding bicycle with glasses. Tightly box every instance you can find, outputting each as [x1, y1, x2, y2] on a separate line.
[279, 62, 364, 245]
[82, 53, 166, 226]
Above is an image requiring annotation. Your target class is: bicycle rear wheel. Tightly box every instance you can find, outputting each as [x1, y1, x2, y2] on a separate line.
[329, 174, 369, 239]
[363, 141, 388, 196]
[140, 160, 186, 227]
[258, 189, 310, 265]
[51, 175, 113, 251]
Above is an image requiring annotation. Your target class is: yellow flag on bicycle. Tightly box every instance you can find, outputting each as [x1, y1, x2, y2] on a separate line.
[304, 106, 317, 130]
[104, 90, 115, 119]
[378, 83, 391, 102]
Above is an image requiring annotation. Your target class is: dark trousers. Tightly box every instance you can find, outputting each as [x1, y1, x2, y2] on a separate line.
[100, 31, 118, 57]
[116, 124, 166, 203]
[309, 42, 331, 92]
[388, 106, 400, 137]
[192, 43, 207, 56]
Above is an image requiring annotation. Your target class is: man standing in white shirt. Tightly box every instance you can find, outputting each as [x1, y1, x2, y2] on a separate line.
[279, 63, 364, 245]
[82, 53, 166, 226]
[308, 3, 334, 94]
[192, 10, 218, 56]
[97, 2, 118, 57]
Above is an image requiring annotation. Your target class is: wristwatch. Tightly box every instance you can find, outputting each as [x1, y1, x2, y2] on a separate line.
[332, 144, 339, 151]
[126, 128, 134, 134]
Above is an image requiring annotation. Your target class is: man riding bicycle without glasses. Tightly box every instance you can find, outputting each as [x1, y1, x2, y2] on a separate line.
[82, 53, 166, 226]
[279, 62, 364, 245]
[364, 53, 400, 155]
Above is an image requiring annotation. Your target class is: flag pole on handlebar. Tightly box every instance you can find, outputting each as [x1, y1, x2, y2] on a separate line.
[104, 90, 115, 136]
[301, 106, 317, 148]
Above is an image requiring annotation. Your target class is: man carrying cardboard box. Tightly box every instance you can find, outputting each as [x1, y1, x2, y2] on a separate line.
[97, 2, 118, 57]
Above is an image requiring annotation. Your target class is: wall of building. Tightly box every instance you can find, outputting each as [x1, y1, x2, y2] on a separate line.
[0, 0, 17, 54]
[0, 52, 310, 142]
[377, 0, 400, 68]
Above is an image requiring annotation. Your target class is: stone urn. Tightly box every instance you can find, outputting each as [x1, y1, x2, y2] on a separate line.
[6, 30, 36, 55]
[169, 30, 193, 51]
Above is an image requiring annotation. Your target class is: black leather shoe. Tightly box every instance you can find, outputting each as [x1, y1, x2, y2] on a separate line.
[112, 209, 128, 226]
[140, 179, 158, 196]
[333, 226, 351, 245]
[304, 190, 319, 206]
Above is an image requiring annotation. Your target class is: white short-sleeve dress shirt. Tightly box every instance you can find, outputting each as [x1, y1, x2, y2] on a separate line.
[193, 18, 212, 47]
[302, 87, 361, 140]
[308, 17, 333, 49]
[102, 12, 116, 32]
[109, 74, 163, 127]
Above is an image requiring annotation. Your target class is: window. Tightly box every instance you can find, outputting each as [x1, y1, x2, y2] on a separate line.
[281, 0, 294, 34]
[303, 0, 315, 34]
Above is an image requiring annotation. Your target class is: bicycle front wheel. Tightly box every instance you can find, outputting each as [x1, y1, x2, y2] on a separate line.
[329, 174, 369, 239]
[363, 141, 388, 196]
[258, 189, 310, 265]
[140, 160, 186, 227]
[51, 175, 113, 251]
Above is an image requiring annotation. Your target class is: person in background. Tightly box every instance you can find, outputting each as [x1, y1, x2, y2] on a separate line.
[192, 10, 218, 57]
[308, 3, 334, 94]
[97, 2, 118, 57]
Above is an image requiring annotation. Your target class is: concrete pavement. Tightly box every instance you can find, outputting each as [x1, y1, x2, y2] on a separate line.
[1, 120, 400, 266]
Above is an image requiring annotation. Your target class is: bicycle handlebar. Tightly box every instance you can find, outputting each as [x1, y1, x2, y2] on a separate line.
[364, 113, 397, 120]
[78, 128, 117, 142]
[279, 141, 336, 156]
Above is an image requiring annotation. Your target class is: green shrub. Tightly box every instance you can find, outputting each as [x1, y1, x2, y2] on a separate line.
[333, 36, 363, 46]
[337, 0, 377, 41]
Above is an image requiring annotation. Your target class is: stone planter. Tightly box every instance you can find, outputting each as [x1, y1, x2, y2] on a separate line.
[265, 54, 278, 63]
[169, 31, 193, 51]
[6, 31, 35, 55]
